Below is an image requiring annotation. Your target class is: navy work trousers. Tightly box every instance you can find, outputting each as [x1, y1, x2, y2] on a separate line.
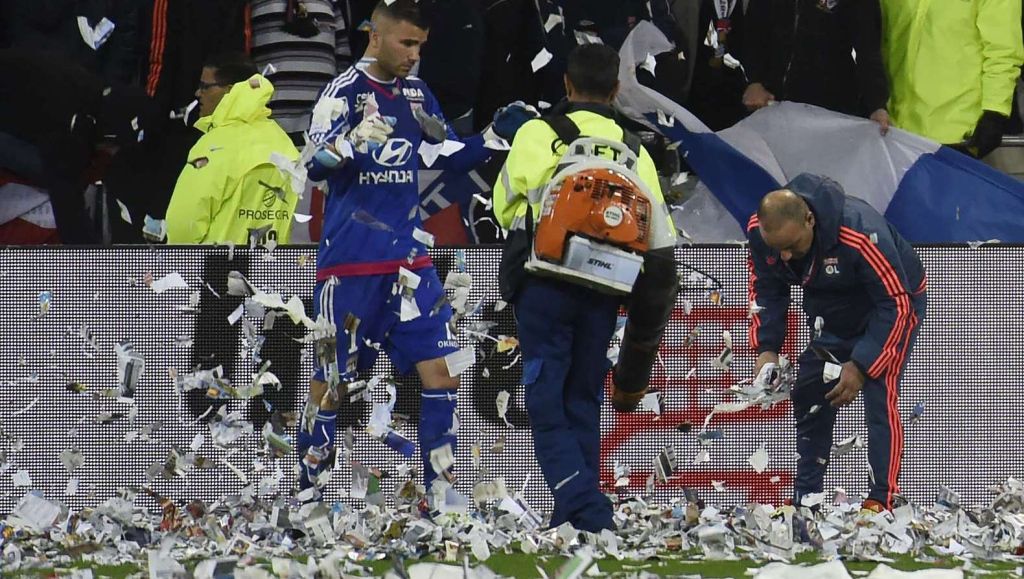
[514, 276, 621, 532]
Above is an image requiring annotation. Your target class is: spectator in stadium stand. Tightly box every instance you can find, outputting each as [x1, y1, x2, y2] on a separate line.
[139, 1, 255, 242]
[164, 52, 300, 244]
[0, 49, 154, 245]
[742, 0, 891, 135]
[493, 44, 678, 532]
[660, 0, 750, 130]
[0, 0, 141, 85]
[747, 174, 927, 513]
[142, 0, 253, 119]
[881, 0, 1024, 159]
[415, 0, 486, 135]
[474, 0, 571, 132]
[251, 0, 355, 141]
[294, 0, 535, 503]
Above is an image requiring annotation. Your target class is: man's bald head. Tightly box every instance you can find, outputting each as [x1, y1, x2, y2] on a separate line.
[757, 189, 816, 261]
[758, 189, 811, 233]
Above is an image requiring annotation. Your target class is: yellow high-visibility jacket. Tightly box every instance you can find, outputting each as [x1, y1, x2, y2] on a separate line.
[882, 0, 1023, 144]
[493, 108, 671, 234]
[166, 74, 299, 244]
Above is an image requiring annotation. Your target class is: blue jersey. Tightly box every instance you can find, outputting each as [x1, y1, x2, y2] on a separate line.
[307, 61, 489, 280]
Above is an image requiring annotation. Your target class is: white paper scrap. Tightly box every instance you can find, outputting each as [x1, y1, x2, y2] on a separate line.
[150, 272, 188, 294]
[496, 390, 512, 428]
[412, 228, 435, 248]
[400, 296, 421, 321]
[440, 139, 465, 157]
[640, 391, 662, 415]
[228, 303, 245, 325]
[693, 448, 710, 465]
[444, 347, 475, 377]
[471, 533, 492, 561]
[418, 140, 444, 168]
[13, 493, 61, 530]
[544, 13, 563, 32]
[116, 199, 133, 224]
[13, 469, 32, 486]
[554, 470, 580, 490]
[397, 267, 422, 290]
[640, 53, 658, 76]
[800, 491, 828, 508]
[823, 361, 842, 383]
[531, 48, 554, 72]
[753, 561, 852, 579]
[77, 17, 115, 50]
[429, 443, 456, 475]
[748, 442, 769, 474]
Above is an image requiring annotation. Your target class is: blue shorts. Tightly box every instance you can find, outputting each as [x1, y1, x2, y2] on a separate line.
[311, 267, 458, 381]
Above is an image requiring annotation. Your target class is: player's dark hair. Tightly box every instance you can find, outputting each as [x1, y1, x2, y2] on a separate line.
[372, 0, 430, 30]
[567, 44, 620, 99]
[204, 52, 258, 85]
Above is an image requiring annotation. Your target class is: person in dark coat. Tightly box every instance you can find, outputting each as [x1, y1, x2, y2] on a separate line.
[742, 0, 890, 134]
[141, 0, 252, 118]
[416, 0, 485, 134]
[474, 0, 571, 132]
[0, 49, 157, 244]
[0, 0, 141, 85]
[670, 0, 750, 130]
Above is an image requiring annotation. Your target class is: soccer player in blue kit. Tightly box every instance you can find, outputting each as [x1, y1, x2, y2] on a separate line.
[295, 0, 535, 499]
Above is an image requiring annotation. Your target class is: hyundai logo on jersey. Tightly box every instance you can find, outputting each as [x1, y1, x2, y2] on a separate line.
[372, 138, 414, 167]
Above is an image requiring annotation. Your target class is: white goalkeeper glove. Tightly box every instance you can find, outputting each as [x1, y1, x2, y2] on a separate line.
[346, 112, 395, 153]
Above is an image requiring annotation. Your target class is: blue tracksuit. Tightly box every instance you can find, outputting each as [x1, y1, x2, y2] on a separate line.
[747, 174, 926, 508]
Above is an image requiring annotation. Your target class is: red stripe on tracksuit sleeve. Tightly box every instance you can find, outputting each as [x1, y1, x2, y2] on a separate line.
[244, 4, 253, 54]
[838, 229, 908, 369]
[746, 214, 762, 350]
[747, 255, 761, 350]
[145, 0, 168, 97]
[838, 228, 911, 378]
[839, 232, 908, 377]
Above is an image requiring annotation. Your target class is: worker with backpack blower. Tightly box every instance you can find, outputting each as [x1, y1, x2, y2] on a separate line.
[493, 43, 680, 532]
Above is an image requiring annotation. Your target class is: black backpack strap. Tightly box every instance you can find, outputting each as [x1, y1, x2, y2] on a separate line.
[543, 115, 582, 154]
[545, 113, 643, 159]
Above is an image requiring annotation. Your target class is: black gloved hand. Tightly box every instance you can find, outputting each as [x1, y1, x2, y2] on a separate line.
[964, 110, 1007, 159]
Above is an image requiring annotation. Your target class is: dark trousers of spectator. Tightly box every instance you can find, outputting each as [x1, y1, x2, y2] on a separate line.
[0, 131, 99, 244]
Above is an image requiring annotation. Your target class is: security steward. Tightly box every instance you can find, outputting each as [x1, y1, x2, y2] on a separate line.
[493, 43, 679, 532]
